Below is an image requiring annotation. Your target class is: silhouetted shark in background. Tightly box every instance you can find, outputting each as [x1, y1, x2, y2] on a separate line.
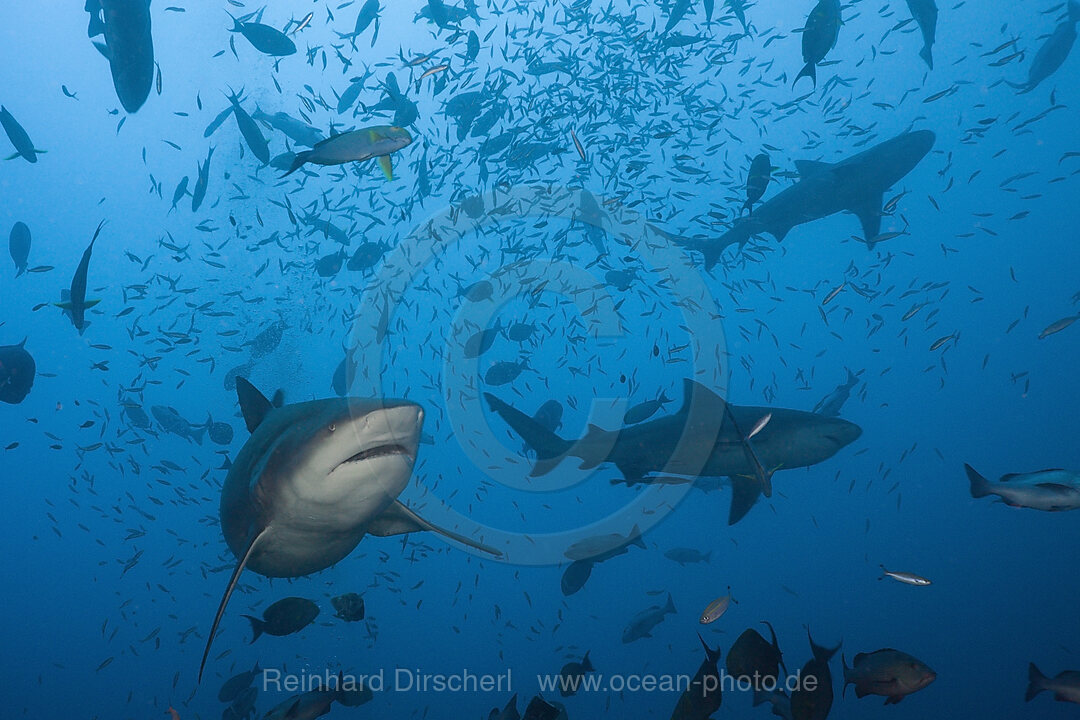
[687, 130, 936, 269]
[485, 379, 862, 525]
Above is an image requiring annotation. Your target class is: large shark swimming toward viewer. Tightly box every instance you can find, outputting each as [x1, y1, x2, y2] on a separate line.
[686, 130, 936, 269]
[198, 378, 500, 682]
[485, 379, 862, 525]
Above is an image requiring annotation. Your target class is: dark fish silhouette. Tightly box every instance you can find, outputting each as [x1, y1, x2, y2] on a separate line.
[9, 222, 30, 276]
[86, 0, 155, 113]
[57, 221, 105, 335]
[0, 340, 36, 405]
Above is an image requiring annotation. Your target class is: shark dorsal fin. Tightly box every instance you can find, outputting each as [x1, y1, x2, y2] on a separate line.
[681, 379, 728, 416]
[795, 159, 832, 177]
[236, 377, 273, 432]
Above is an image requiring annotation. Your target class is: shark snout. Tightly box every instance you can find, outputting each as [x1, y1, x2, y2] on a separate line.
[824, 417, 862, 449]
[355, 402, 424, 458]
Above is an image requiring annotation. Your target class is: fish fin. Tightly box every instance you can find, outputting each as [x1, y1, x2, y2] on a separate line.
[284, 699, 302, 719]
[235, 377, 273, 432]
[377, 154, 393, 180]
[884, 695, 902, 705]
[281, 150, 311, 177]
[581, 650, 593, 672]
[84, 298, 102, 309]
[794, 159, 832, 177]
[93, 40, 112, 59]
[847, 193, 884, 249]
[964, 463, 992, 498]
[728, 475, 761, 525]
[808, 630, 840, 663]
[483, 392, 572, 475]
[854, 685, 871, 698]
[793, 61, 816, 88]
[841, 653, 851, 696]
[241, 615, 264, 644]
[5, 152, 21, 161]
[697, 633, 722, 663]
[198, 529, 266, 683]
[576, 424, 611, 470]
[664, 592, 676, 614]
[368, 500, 502, 557]
[919, 44, 933, 69]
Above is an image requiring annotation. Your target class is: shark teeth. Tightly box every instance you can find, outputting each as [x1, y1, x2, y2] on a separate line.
[339, 443, 412, 466]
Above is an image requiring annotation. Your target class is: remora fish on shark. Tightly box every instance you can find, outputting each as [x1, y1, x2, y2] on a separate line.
[485, 379, 861, 525]
[685, 130, 935, 269]
[198, 378, 500, 681]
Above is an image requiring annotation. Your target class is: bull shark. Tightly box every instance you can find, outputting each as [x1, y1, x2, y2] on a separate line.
[484, 379, 861, 525]
[198, 378, 500, 682]
[686, 130, 936, 269]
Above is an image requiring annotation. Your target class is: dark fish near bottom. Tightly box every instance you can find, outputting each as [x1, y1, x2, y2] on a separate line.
[331, 592, 365, 622]
[217, 661, 261, 703]
[243, 596, 319, 642]
[0, 339, 35, 404]
[791, 631, 840, 720]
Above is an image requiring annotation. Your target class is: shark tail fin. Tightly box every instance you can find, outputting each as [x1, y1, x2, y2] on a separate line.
[728, 475, 762, 525]
[484, 392, 573, 476]
[964, 463, 992, 498]
[1026, 662, 1048, 701]
[919, 44, 933, 69]
[243, 615, 264, 644]
[794, 61, 817, 88]
[198, 530, 266, 683]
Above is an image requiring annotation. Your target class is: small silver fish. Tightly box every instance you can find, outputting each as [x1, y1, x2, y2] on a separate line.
[879, 565, 932, 586]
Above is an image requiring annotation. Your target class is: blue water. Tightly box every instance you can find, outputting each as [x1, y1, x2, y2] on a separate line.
[2, 1, 1079, 718]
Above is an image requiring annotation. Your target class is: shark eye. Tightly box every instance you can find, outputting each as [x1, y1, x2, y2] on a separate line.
[328, 423, 336, 432]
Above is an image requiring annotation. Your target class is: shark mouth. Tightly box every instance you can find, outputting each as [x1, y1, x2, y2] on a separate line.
[338, 444, 413, 467]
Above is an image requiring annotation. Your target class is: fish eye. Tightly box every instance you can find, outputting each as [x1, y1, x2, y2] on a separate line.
[328, 423, 336, 432]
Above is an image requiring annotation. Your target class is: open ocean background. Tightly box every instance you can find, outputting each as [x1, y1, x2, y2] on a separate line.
[1, 1, 1079, 718]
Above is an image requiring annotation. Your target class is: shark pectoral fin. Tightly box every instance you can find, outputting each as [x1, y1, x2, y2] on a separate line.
[848, 193, 884, 248]
[728, 475, 762, 525]
[84, 298, 102, 310]
[376, 155, 393, 180]
[198, 529, 266, 684]
[235, 377, 273, 432]
[794, 159, 832, 177]
[370, 500, 503, 557]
